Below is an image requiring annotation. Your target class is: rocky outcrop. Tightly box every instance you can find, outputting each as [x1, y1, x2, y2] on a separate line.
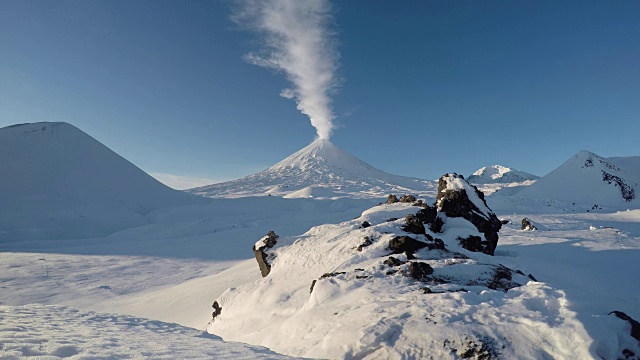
[521, 218, 537, 231]
[386, 194, 399, 204]
[388, 236, 429, 256]
[435, 174, 502, 255]
[610, 311, 640, 342]
[402, 214, 426, 235]
[211, 301, 222, 321]
[399, 194, 417, 203]
[253, 230, 279, 277]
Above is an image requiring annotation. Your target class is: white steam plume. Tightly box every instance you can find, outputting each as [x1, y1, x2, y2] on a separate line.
[233, 0, 339, 140]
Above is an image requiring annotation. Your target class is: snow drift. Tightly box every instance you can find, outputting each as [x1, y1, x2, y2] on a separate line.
[0, 122, 204, 241]
[189, 138, 436, 199]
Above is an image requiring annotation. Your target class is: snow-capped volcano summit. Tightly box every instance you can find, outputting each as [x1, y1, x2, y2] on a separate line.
[189, 139, 436, 199]
[467, 165, 539, 184]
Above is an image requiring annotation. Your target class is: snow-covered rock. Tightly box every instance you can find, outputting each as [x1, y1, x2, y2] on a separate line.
[517, 150, 638, 209]
[435, 174, 503, 255]
[0, 122, 204, 241]
[208, 197, 577, 358]
[467, 165, 539, 184]
[188, 139, 437, 199]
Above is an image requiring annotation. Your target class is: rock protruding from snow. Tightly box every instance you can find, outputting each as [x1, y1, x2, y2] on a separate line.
[253, 231, 279, 277]
[468, 165, 539, 184]
[436, 174, 502, 255]
[521, 218, 537, 231]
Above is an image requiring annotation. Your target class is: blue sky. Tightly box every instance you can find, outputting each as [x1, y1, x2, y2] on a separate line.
[1, 1, 639, 188]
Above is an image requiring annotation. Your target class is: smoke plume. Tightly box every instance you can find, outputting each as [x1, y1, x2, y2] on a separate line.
[233, 0, 340, 139]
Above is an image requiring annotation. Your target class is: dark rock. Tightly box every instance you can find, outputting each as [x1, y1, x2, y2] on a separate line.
[253, 230, 279, 277]
[422, 286, 432, 294]
[458, 236, 483, 253]
[211, 301, 222, 321]
[429, 216, 444, 233]
[500, 219, 510, 225]
[412, 200, 427, 208]
[361, 221, 371, 228]
[321, 271, 346, 279]
[357, 236, 373, 252]
[436, 174, 502, 255]
[383, 256, 406, 267]
[386, 194, 399, 204]
[528, 274, 538, 282]
[406, 262, 434, 281]
[399, 194, 417, 203]
[521, 218, 537, 231]
[610, 311, 640, 342]
[310, 272, 347, 293]
[416, 206, 437, 225]
[402, 214, 426, 235]
[487, 265, 520, 292]
[386, 217, 399, 222]
[388, 236, 429, 256]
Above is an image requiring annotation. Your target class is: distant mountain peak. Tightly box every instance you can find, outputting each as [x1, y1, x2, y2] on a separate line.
[189, 139, 436, 199]
[467, 165, 539, 184]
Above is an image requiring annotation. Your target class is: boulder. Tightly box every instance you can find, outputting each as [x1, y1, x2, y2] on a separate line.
[386, 194, 399, 204]
[406, 262, 434, 280]
[253, 230, 279, 277]
[361, 221, 371, 228]
[383, 256, 406, 267]
[388, 236, 429, 256]
[521, 218, 537, 231]
[402, 214, 426, 235]
[399, 194, 417, 203]
[356, 236, 373, 252]
[436, 173, 502, 255]
[211, 301, 222, 321]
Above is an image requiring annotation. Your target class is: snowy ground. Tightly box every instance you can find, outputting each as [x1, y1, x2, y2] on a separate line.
[0, 304, 292, 359]
[1, 197, 639, 358]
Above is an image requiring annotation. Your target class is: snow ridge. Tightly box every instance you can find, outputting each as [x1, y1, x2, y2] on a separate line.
[467, 165, 539, 184]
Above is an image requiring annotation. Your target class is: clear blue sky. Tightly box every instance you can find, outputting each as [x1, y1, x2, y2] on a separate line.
[1, 1, 639, 188]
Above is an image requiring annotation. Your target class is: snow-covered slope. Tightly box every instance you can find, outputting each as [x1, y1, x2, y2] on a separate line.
[189, 139, 436, 199]
[0, 122, 204, 241]
[0, 304, 291, 359]
[467, 165, 539, 184]
[208, 200, 640, 359]
[516, 150, 638, 209]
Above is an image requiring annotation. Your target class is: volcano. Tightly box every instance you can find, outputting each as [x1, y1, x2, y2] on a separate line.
[0, 122, 204, 241]
[189, 139, 436, 199]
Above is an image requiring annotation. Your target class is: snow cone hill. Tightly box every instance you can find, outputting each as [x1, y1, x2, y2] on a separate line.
[188, 139, 437, 199]
[515, 150, 639, 209]
[207, 174, 640, 359]
[0, 122, 204, 241]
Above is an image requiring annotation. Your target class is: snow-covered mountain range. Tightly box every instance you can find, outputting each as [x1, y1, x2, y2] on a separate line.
[0, 122, 204, 241]
[189, 138, 437, 199]
[467, 165, 539, 184]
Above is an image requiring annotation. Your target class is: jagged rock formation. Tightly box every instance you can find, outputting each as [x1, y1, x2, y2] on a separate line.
[434, 174, 503, 255]
[522, 218, 537, 231]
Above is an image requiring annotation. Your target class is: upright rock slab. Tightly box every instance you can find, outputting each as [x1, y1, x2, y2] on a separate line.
[436, 173, 502, 255]
[253, 230, 279, 277]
